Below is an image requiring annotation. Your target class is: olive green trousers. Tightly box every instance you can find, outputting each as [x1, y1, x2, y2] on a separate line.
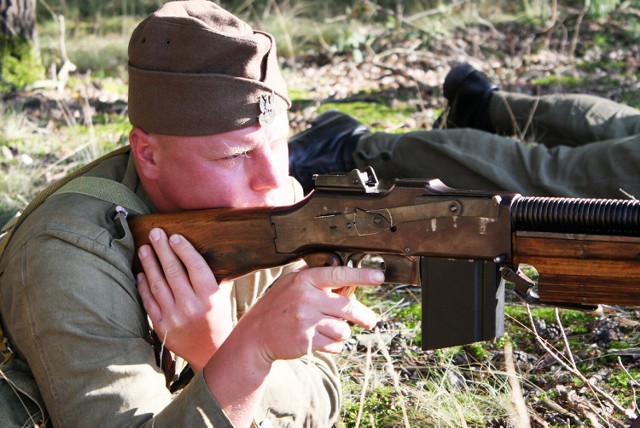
[355, 92, 640, 198]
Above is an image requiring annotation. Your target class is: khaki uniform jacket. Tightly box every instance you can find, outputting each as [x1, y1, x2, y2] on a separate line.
[0, 150, 340, 427]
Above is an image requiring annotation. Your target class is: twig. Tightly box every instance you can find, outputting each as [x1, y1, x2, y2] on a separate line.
[360, 0, 469, 36]
[530, 409, 550, 427]
[368, 413, 376, 427]
[578, 402, 605, 428]
[619, 188, 637, 200]
[492, 88, 540, 143]
[0, 368, 41, 426]
[570, 0, 591, 56]
[504, 342, 532, 427]
[518, 93, 540, 143]
[269, 0, 295, 63]
[54, 15, 77, 92]
[618, 356, 639, 414]
[554, 308, 576, 368]
[540, 396, 582, 425]
[374, 327, 410, 428]
[541, 0, 558, 49]
[354, 341, 373, 428]
[452, 399, 469, 428]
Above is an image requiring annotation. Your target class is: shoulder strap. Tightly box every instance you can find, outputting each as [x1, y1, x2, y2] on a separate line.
[54, 176, 150, 216]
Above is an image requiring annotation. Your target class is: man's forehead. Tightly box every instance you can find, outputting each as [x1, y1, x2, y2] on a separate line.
[155, 112, 289, 147]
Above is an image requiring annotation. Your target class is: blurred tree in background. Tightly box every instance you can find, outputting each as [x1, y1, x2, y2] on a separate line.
[1, 0, 44, 91]
[1, 0, 37, 38]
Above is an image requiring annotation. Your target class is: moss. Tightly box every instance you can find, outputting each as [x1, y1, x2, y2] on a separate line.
[316, 101, 414, 132]
[0, 35, 45, 92]
[530, 74, 586, 88]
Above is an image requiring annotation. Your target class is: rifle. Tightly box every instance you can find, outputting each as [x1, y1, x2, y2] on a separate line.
[129, 167, 640, 350]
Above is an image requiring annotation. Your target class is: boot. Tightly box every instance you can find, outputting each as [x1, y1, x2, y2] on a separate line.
[437, 63, 498, 132]
[289, 111, 370, 193]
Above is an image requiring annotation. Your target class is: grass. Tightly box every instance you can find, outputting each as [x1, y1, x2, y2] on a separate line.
[318, 101, 416, 133]
[339, 269, 639, 426]
[0, 91, 130, 224]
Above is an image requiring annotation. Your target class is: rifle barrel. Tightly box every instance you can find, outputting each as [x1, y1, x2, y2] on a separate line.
[511, 196, 640, 236]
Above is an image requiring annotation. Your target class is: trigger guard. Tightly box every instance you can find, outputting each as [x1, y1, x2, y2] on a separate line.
[303, 252, 343, 267]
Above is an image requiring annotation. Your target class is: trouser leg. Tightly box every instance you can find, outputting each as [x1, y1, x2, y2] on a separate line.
[490, 92, 640, 147]
[355, 128, 640, 198]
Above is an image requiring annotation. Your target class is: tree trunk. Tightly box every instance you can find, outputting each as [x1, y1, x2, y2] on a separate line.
[0, 0, 42, 92]
[0, 0, 36, 40]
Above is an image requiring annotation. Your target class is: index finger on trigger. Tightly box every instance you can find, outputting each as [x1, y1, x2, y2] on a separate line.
[304, 266, 385, 292]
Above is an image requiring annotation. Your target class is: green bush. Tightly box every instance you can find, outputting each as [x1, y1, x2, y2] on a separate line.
[0, 36, 45, 92]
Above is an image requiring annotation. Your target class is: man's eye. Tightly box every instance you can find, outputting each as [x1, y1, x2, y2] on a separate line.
[230, 151, 250, 160]
[222, 151, 250, 161]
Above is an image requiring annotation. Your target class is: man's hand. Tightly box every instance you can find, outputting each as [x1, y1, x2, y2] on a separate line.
[232, 265, 382, 363]
[202, 263, 383, 425]
[136, 228, 233, 371]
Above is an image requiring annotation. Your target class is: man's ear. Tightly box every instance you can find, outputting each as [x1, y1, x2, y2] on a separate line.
[129, 127, 160, 180]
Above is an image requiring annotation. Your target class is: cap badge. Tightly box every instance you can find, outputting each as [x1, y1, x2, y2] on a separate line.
[259, 91, 275, 126]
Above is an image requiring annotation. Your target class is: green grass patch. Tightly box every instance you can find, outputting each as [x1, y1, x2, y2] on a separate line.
[608, 367, 639, 389]
[577, 58, 628, 73]
[505, 304, 595, 327]
[286, 87, 313, 102]
[608, 367, 640, 408]
[316, 101, 414, 132]
[531, 74, 586, 88]
[341, 385, 407, 427]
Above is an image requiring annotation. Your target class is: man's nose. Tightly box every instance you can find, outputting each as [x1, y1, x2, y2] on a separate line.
[248, 149, 287, 191]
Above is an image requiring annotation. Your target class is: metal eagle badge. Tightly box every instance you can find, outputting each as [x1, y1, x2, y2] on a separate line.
[259, 91, 275, 126]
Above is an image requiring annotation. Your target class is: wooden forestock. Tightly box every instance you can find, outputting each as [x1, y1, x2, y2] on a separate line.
[512, 232, 640, 306]
[509, 195, 640, 307]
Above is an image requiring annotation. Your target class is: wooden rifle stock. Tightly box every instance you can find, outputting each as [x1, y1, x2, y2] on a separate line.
[128, 168, 640, 308]
[128, 206, 299, 282]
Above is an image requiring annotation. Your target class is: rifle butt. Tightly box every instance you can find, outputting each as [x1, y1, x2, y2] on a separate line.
[128, 208, 297, 281]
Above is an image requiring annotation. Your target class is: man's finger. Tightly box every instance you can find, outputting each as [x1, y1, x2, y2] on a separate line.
[137, 243, 176, 312]
[294, 266, 382, 329]
[299, 266, 385, 291]
[148, 228, 196, 300]
[167, 233, 219, 296]
[136, 272, 163, 323]
[316, 318, 352, 342]
[335, 298, 378, 330]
